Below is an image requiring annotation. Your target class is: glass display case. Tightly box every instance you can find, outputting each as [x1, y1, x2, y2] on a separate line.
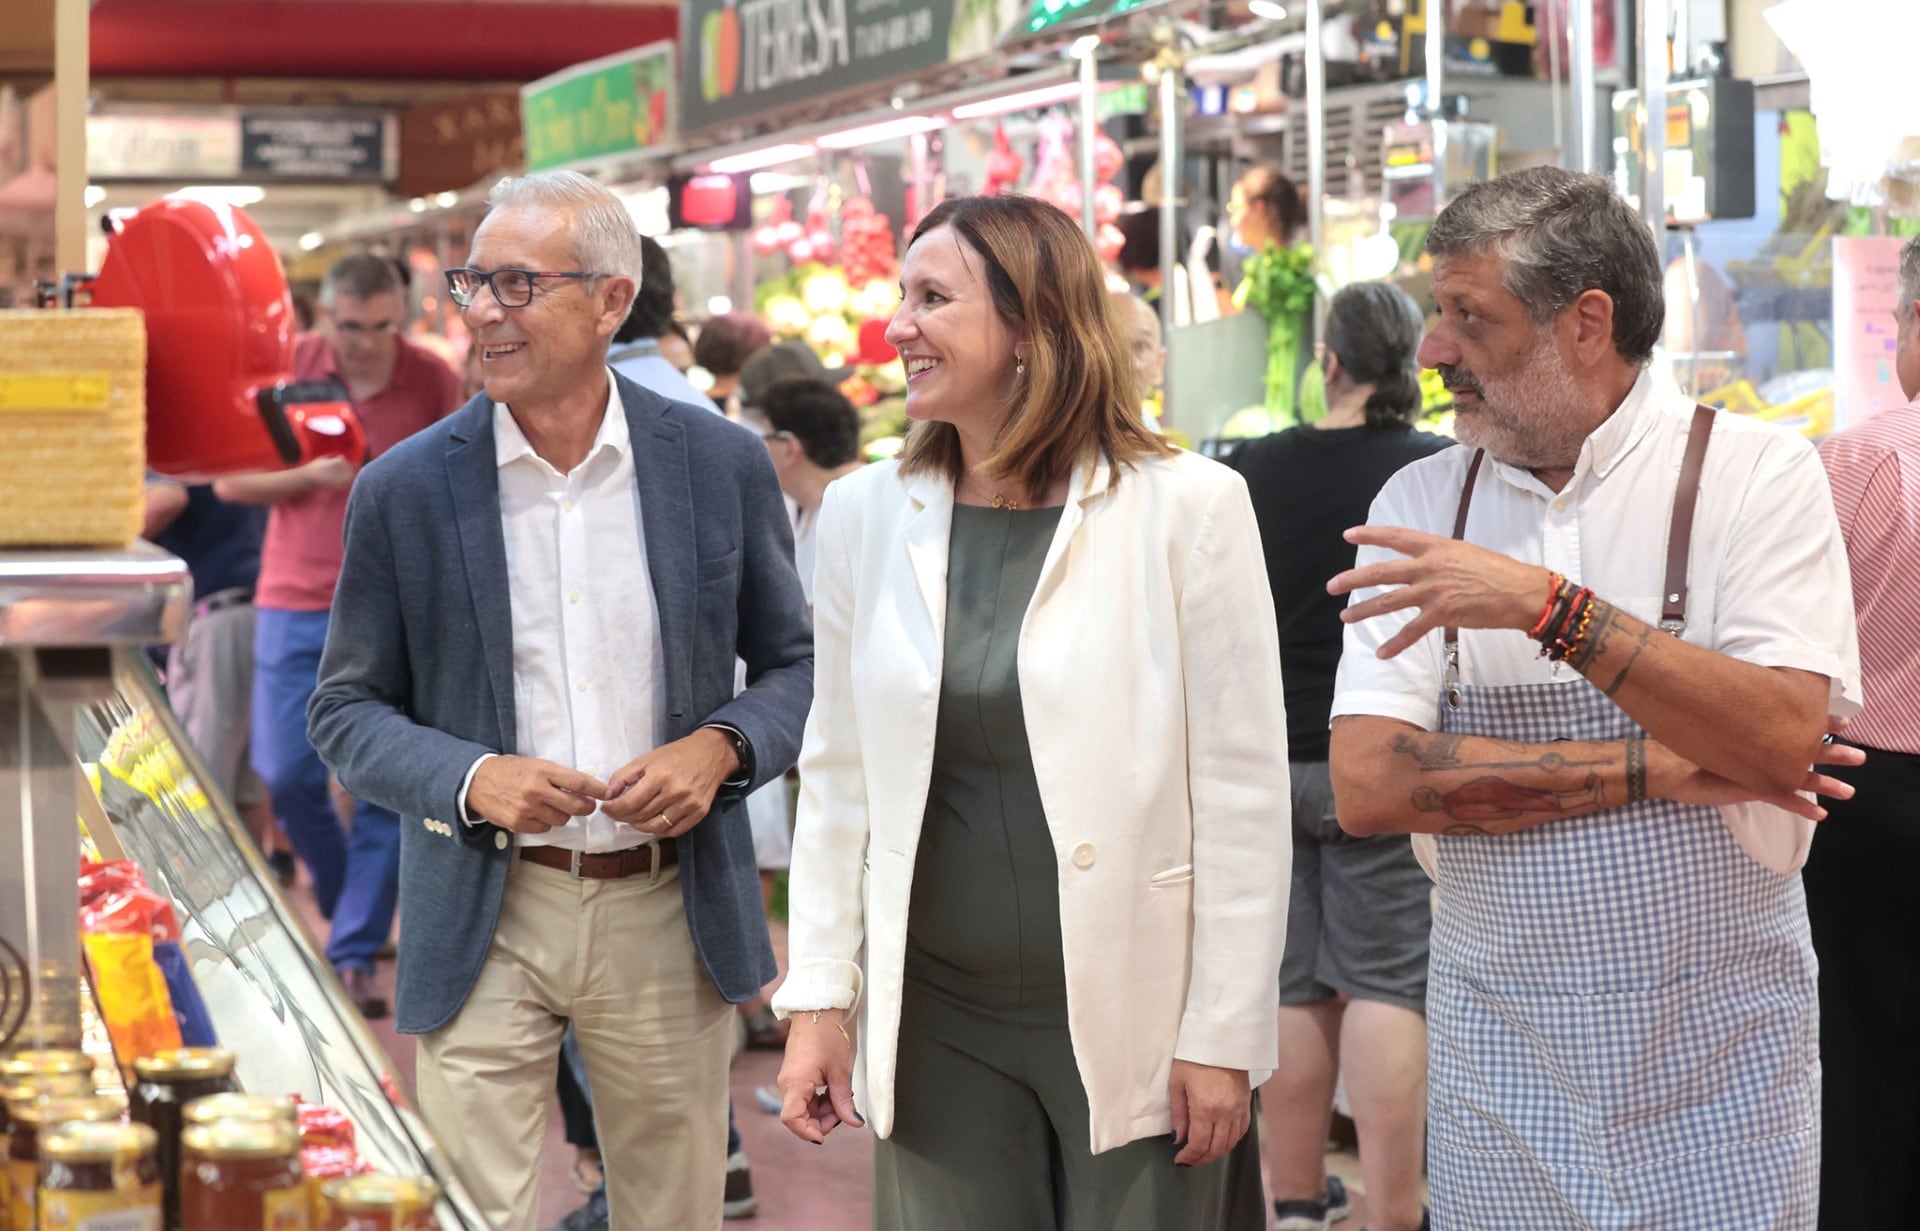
[2, 546, 486, 1230]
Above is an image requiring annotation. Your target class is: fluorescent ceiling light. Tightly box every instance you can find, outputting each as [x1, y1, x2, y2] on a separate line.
[750, 171, 806, 194]
[952, 81, 1084, 120]
[168, 185, 265, 207]
[707, 143, 818, 174]
[815, 114, 947, 150]
[1249, 0, 1287, 18]
[298, 232, 325, 251]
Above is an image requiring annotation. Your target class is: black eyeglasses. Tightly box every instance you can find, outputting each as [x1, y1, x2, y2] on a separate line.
[444, 267, 612, 308]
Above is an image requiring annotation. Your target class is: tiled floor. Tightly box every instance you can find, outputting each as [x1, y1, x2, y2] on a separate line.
[296, 876, 1384, 1231]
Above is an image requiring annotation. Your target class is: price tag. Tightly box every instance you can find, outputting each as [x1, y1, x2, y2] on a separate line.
[0, 375, 114, 413]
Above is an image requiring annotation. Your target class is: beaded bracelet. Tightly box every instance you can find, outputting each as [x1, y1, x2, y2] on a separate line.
[1542, 588, 1596, 661]
[1529, 572, 1569, 639]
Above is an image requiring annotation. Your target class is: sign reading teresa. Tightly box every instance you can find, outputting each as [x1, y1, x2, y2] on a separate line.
[681, 0, 956, 134]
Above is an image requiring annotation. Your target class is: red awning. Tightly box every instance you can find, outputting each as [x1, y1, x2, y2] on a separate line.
[91, 0, 678, 82]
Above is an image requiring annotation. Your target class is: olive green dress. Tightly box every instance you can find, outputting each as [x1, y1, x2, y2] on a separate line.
[872, 503, 1259, 1231]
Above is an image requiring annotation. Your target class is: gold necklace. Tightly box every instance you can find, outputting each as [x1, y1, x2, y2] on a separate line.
[964, 474, 1021, 509]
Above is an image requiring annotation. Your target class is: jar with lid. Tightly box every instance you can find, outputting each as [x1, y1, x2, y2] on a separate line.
[320, 1176, 441, 1231]
[181, 1093, 297, 1131]
[178, 1119, 306, 1230]
[0, 1075, 98, 1231]
[0, 1050, 94, 1083]
[8, 1094, 124, 1231]
[130, 1048, 237, 1231]
[40, 1120, 162, 1231]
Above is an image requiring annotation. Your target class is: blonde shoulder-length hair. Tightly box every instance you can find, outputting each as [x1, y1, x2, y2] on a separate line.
[896, 195, 1172, 501]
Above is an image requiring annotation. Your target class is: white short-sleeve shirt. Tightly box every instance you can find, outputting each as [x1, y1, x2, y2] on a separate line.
[1331, 370, 1863, 870]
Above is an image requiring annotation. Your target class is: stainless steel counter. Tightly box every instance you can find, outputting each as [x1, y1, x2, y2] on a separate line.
[0, 543, 191, 648]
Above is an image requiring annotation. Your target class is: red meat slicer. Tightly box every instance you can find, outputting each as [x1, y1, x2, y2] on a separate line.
[78, 196, 365, 479]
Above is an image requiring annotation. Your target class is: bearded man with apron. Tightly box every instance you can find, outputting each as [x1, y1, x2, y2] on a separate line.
[1325, 168, 1864, 1231]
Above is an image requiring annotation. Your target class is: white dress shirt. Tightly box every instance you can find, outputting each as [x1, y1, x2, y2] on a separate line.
[459, 373, 668, 852]
[1333, 368, 1862, 871]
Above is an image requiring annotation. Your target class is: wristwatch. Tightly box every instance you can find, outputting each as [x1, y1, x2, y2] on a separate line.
[704, 723, 754, 788]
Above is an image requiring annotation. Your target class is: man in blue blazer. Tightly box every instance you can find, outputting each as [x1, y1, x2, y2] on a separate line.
[308, 170, 813, 1231]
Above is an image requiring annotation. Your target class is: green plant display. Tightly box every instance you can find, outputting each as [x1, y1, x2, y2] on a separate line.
[1233, 241, 1318, 423]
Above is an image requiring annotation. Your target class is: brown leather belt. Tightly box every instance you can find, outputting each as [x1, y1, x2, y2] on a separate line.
[518, 841, 676, 879]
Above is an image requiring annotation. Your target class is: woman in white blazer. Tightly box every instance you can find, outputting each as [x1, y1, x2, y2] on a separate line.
[773, 194, 1292, 1230]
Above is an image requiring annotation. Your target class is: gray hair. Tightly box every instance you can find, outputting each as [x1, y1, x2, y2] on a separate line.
[486, 170, 644, 285]
[1901, 235, 1920, 317]
[1426, 167, 1665, 366]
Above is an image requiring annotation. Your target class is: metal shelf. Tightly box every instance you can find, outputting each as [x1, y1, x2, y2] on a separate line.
[0, 543, 191, 648]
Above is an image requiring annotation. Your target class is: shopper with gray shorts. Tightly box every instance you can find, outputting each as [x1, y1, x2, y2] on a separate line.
[145, 480, 275, 840]
[1227, 283, 1452, 1231]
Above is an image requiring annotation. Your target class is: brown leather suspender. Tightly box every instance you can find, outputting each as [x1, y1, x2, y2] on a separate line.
[1662, 404, 1716, 633]
[1437, 404, 1715, 707]
[1441, 451, 1486, 708]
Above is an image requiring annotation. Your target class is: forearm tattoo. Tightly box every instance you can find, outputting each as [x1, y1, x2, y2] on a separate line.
[1626, 733, 1648, 804]
[1391, 731, 1614, 834]
[1565, 598, 1659, 697]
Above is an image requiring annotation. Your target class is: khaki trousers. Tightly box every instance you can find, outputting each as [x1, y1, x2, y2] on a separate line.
[416, 855, 733, 1231]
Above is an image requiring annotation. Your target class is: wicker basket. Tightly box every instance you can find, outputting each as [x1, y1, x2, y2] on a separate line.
[0, 309, 147, 548]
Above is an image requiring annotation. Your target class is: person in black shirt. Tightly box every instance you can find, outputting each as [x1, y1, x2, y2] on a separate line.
[1227, 282, 1450, 1231]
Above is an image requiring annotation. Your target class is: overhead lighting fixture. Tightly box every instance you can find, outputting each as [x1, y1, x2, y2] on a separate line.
[815, 114, 947, 150]
[434, 191, 460, 208]
[708, 296, 734, 316]
[298, 232, 325, 251]
[167, 185, 265, 207]
[707, 143, 818, 174]
[1249, 0, 1287, 18]
[749, 171, 806, 194]
[952, 81, 1084, 120]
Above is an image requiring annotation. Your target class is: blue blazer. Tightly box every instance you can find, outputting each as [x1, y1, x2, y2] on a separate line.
[308, 376, 814, 1034]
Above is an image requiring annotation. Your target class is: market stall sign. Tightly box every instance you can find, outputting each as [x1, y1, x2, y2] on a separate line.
[681, 0, 960, 135]
[240, 114, 393, 182]
[522, 42, 676, 172]
[399, 91, 524, 198]
[86, 113, 243, 180]
[1010, 0, 1162, 41]
[88, 110, 395, 182]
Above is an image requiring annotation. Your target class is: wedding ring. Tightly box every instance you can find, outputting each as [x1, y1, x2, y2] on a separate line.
[655, 812, 672, 827]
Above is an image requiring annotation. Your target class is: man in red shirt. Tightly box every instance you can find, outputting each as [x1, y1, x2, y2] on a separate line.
[1805, 233, 1920, 1229]
[216, 254, 460, 1016]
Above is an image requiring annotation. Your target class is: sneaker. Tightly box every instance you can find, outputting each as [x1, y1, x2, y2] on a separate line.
[545, 1186, 608, 1231]
[753, 1083, 782, 1116]
[1274, 1176, 1352, 1231]
[723, 1150, 758, 1220]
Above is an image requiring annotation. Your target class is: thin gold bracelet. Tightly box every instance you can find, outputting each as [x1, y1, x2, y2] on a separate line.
[808, 1008, 853, 1050]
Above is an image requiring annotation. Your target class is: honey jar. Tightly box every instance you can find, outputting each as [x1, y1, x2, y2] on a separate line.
[319, 1176, 441, 1231]
[39, 1121, 161, 1230]
[0, 1076, 97, 1231]
[130, 1049, 237, 1231]
[7, 1095, 124, 1231]
[177, 1119, 306, 1230]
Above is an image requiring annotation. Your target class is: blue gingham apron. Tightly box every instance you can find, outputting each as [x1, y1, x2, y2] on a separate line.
[1425, 674, 1821, 1229]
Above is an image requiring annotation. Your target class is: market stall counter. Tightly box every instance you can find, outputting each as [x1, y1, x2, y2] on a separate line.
[1, 548, 486, 1229]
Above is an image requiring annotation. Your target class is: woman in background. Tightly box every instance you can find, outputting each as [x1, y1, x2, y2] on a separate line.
[1227, 282, 1451, 1231]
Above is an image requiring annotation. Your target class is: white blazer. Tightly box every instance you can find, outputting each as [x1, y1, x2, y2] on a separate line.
[774, 448, 1292, 1152]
